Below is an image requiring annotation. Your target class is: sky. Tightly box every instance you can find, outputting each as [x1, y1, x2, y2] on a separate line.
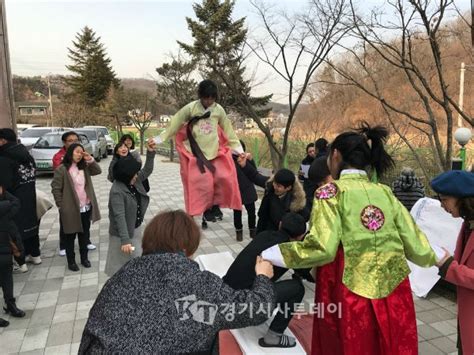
[5, 0, 472, 102]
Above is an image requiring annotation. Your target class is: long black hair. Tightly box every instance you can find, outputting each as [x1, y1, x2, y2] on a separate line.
[63, 143, 86, 170]
[330, 122, 394, 178]
[119, 134, 135, 150]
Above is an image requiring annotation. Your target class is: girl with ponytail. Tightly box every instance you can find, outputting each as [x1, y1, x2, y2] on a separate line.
[262, 123, 439, 354]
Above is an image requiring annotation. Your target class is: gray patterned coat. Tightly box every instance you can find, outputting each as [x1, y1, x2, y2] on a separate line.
[79, 253, 275, 354]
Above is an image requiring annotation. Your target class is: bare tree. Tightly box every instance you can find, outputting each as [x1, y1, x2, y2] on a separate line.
[322, 0, 473, 172]
[104, 88, 156, 154]
[55, 97, 105, 127]
[156, 52, 197, 161]
[224, 0, 350, 168]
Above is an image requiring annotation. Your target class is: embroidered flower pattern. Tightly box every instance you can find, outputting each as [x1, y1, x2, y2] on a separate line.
[18, 162, 36, 185]
[199, 120, 213, 135]
[361, 205, 385, 231]
[315, 183, 338, 199]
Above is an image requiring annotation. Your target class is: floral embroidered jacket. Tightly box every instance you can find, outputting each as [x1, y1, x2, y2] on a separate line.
[159, 100, 242, 160]
[262, 171, 437, 299]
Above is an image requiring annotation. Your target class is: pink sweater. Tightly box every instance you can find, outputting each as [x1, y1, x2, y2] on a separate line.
[68, 163, 90, 209]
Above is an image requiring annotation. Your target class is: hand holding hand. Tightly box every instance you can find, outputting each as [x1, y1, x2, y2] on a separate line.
[237, 153, 247, 168]
[255, 256, 274, 278]
[436, 247, 451, 267]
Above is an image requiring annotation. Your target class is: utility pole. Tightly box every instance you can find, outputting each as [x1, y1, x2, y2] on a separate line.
[458, 62, 465, 128]
[47, 75, 54, 126]
[0, 0, 16, 130]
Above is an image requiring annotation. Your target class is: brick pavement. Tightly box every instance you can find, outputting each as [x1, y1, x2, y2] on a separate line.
[0, 156, 460, 354]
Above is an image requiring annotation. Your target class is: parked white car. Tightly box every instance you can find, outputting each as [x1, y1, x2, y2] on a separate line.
[30, 132, 93, 172]
[19, 127, 71, 150]
[83, 126, 114, 155]
[75, 128, 107, 161]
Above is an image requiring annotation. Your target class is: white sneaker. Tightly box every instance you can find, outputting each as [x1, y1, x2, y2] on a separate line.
[59, 249, 66, 256]
[87, 244, 96, 251]
[13, 264, 28, 273]
[26, 255, 42, 265]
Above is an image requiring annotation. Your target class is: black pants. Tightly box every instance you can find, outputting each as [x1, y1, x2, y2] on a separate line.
[233, 203, 256, 230]
[60, 215, 91, 250]
[64, 211, 91, 263]
[59, 216, 66, 251]
[14, 234, 40, 265]
[0, 264, 14, 302]
[269, 278, 305, 333]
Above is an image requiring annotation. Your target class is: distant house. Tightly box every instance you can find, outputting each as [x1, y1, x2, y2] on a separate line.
[16, 101, 49, 116]
[244, 118, 257, 129]
[159, 115, 171, 124]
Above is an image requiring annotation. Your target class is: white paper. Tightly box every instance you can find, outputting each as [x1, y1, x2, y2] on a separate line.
[408, 198, 462, 297]
[300, 164, 310, 179]
[431, 244, 446, 261]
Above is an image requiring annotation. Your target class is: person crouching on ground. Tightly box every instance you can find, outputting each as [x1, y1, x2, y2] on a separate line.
[79, 210, 275, 354]
[223, 212, 313, 348]
[105, 138, 156, 277]
[432, 170, 474, 355]
[51, 143, 101, 271]
[237, 155, 309, 233]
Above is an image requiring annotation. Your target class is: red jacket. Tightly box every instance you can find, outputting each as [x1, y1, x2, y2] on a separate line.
[442, 224, 474, 354]
[52, 147, 66, 170]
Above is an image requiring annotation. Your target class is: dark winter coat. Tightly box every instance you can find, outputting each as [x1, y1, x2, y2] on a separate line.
[109, 150, 155, 245]
[51, 161, 101, 234]
[223, 230, 314, 290]
[79, 253, 275, 354]
[241, 162, 309, 233]
[0, 142, 38, 240]
[0, 191, 23, 266]
[233, 156, 258, 205]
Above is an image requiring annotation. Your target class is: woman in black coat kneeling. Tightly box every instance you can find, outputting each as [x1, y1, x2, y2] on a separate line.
[79, 210, 276, 354]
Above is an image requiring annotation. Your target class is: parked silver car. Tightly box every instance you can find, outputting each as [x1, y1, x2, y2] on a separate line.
[83, 126, 114, 155]
[75, 128, 107, 161]
[30, 132, 93, 172]
[19, 127, 71, 150]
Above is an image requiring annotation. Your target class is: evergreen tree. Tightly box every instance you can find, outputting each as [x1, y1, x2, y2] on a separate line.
[178, 0, 271, 117]
[65, 26, 119, 107]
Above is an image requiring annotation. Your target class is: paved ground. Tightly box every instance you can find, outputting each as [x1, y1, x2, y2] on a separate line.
[0, 156, 460, 354]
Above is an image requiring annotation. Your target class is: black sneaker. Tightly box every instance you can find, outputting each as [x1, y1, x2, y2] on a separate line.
[203, 209, 217, 222]
[212, 205, 223, 221]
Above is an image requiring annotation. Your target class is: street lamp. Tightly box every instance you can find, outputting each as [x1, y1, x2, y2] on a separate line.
[454, 127, 472, 170]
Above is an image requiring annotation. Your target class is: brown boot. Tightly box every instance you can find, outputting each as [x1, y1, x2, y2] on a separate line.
[249, 228, 257, 239]
[236, 229, 243, 242]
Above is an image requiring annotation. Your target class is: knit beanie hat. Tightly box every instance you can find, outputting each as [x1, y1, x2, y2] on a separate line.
[274, 168, 295, 187]
[280, 213, 306, 238]
[113, 156, 141, 184]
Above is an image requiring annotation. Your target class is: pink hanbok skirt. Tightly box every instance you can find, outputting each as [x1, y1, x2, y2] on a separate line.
[175, 125, 242, 216]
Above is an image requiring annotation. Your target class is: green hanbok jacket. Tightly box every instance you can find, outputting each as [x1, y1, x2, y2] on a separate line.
[262, 170, 437, 299]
